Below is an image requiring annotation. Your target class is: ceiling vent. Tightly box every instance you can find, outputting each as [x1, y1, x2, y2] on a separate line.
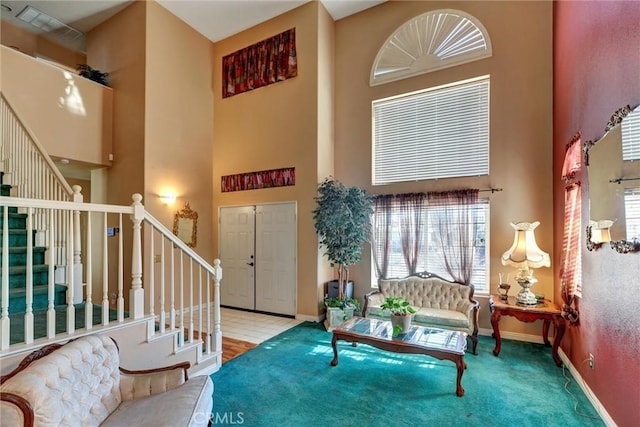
[16, 5, 83, 41]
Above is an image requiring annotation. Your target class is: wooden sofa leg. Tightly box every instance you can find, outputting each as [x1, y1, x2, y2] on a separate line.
[470, 335, 478, 355]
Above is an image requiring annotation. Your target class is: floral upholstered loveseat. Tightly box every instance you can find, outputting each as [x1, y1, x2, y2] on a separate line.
[363, 272, 480, 354]
[0, 335, 213, 426]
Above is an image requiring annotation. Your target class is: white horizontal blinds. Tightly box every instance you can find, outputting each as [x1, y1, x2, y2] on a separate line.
[372, 198, 488, 292]
[373, 77, 490, 185]
[624, 187, 640, 239]
[622, 108, 640, 161]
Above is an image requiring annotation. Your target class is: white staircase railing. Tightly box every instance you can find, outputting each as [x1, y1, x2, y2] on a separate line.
[0, 93, 82, 301]
[0, 194, 222, 367]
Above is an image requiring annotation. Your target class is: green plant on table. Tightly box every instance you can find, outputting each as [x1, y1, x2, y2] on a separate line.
[379, 296, 416, 336]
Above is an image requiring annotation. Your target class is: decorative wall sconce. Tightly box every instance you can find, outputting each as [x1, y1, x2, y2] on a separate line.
[586, 219, 615, 251]
[159, 193, 177, 205]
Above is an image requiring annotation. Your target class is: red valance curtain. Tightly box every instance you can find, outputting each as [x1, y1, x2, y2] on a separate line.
[222, 28, 297, 98]
[560, 132, 583, 325]
[562, 132, 582, 182]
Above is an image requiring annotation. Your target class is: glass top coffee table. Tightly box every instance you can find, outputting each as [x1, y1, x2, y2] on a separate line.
[330, 317, 467, 397]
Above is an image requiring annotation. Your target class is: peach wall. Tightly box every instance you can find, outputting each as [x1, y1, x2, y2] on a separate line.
[1, 45, 113, 166]
[335, 1, 553, 335]
[86, 1, 147, 303]
[554, 2, 640, 425]
[144, 1, 214, 264]
[212, 2, 321, 317]
[0, 20, 85, 68]
[316, 5, 336, 307]
[87, 1, 146, 206]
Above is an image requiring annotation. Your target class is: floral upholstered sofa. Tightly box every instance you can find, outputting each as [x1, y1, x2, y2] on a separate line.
[0, 334, 213, 426]
[363, 272, 480, 354]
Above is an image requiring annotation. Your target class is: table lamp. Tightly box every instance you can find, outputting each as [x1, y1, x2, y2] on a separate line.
[501, 221, 550, 305]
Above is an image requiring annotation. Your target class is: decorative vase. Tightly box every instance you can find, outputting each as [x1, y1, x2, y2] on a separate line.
[390, 314, 412, 335]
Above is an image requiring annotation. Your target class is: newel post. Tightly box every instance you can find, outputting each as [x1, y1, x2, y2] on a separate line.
[71, 185, 84, 304]
[130, 193, 144, 319]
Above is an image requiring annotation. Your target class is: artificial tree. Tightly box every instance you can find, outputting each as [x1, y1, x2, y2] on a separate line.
[313, 177, 373, 303]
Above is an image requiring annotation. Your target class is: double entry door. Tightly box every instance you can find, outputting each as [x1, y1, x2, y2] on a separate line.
[219, 203, 296, 316]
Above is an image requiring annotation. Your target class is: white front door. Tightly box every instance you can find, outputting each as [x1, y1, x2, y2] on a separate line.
[219, 206, 255, 310]
[255, 203, 296, 315]
[219, 203, 296, 316]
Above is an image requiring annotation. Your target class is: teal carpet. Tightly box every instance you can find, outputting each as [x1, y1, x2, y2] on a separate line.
[211, 322, 603, 427]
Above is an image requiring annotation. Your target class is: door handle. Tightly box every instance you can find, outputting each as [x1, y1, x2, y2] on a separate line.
[246, 262, 254, 267]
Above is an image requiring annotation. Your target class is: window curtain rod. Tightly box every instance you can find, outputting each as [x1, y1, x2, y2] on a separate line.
[480, 187, 503, 193]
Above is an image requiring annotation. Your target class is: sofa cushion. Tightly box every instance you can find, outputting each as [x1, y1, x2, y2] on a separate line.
[413, 307, 469, 329]
[102, 375, 213, 427]
[380, 277, 472, 312]
[0, 335, 122, 426]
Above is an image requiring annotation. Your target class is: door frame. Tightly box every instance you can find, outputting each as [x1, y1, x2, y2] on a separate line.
[218, 201, 298, 316]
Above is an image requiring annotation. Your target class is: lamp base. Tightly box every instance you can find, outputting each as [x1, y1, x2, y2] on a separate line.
[515, 275, 539, 305]
[515, 288, 538, 305]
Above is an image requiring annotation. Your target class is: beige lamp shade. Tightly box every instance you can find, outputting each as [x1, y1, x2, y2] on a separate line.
[501, 221, 550, 269]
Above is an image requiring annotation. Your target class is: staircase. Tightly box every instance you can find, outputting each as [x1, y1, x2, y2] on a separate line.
[1, 88, 222, 376]
[0, 175, 66, 343]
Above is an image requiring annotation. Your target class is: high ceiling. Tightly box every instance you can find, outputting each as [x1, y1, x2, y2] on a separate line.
[0, 0, 386, 53]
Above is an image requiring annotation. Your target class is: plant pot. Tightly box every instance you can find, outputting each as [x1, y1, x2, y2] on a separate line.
[390, 314, 412, 335]
[324, 306, 355, 331]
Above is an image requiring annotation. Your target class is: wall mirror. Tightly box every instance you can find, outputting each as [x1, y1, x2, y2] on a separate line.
[584, 104, 640, 253]
[173, 202, 198, 248]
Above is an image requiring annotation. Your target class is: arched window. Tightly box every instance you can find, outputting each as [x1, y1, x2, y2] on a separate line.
[370, 9, 492, 86]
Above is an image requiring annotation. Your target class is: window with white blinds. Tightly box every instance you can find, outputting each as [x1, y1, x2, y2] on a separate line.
[371, 199, 489, 293]
[622, 107, 640, 161]
[624, 187, 640, 239]
[372, 76, 490, 185]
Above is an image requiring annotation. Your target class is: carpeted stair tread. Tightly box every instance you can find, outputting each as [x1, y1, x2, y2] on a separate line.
[7, 283, 66, 298]
[2, 264, 50, 274]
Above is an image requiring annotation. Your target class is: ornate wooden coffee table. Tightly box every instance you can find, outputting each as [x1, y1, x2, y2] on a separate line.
[330, 317, 467, 396]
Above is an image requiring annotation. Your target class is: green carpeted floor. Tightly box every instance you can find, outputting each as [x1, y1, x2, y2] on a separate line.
[211, 322, 603, 427]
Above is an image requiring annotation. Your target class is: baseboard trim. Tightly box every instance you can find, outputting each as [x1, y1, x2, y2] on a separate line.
[558, 349, 616, 427]
[478, 327, 545, 344]
[295, 313, 323, 323]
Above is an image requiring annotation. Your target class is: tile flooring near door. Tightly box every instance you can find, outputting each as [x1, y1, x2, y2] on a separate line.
[221, 307, 302, 344]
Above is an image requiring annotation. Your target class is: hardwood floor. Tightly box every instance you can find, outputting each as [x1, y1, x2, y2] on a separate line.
[222, 336, 257, 363]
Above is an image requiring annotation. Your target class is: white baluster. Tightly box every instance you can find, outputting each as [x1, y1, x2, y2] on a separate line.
[117, 213, 124, 322]
[102, 213, 109, 325]
[213, 259, 222, 357]
[66, 213, 74, 334]
[47, 209, 55, 338]
[24, 207, 34, 343]
[189, 257, 194, 344]
[72, 185, 83, 304]
[85, 211, 93, 330]
[159, 232, 166, 333]
[179, 251, 184, 347]
[1, 205, 11, 349]
[148, 225, 155, 338]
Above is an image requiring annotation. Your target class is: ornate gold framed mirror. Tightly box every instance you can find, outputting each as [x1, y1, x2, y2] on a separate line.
[173, 202, 198, 248]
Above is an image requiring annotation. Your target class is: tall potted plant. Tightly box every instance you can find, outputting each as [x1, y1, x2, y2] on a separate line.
[313, 177, 373, 327]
